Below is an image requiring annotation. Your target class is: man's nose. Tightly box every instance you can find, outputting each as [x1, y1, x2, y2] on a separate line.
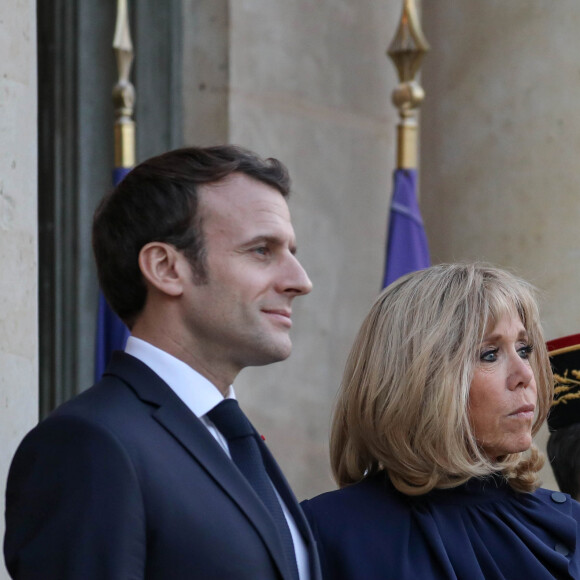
[280, 254, 313, 296]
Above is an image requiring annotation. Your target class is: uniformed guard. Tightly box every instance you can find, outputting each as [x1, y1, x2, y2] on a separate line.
[547, 333, 580, 500]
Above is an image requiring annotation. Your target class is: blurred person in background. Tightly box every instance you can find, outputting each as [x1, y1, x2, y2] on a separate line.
[547, 334, 580, 502]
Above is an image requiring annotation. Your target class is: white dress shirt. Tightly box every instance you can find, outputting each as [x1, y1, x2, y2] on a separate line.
[125, 336, 310, 580]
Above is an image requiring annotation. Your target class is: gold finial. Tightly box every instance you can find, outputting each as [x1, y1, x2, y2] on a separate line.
[113, 0, 136, 168]
[387, 0, 430, 169]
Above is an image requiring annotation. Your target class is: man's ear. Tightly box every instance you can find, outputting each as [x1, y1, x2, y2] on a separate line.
[138, 242, 185, 297]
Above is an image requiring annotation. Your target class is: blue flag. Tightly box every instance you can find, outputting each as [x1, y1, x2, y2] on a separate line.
[382, 168, 430, 288]
[94, 167, 131, 381]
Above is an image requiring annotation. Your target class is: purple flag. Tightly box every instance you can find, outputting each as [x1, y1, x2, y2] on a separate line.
[382, 168, 430, 287]
[94, 167, 131, 381]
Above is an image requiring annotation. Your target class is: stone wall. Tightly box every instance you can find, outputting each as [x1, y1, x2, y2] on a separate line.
[420, 2, 580, 490]
[0, 0, 38, 577]
[183, 0, 570, 499]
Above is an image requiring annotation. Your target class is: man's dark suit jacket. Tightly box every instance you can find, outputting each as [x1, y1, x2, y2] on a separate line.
[4, 352, 321, 580]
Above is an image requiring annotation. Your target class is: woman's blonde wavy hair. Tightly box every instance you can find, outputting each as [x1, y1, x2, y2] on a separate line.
[331, 263, 552, 495]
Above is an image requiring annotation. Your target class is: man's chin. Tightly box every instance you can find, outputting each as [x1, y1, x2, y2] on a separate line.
[247, 341, 293, 367]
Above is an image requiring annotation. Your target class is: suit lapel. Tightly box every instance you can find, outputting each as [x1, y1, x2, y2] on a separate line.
[106, 352, 293, 580]
[259, 438, 323, 580]
[258, 434, 311, 541]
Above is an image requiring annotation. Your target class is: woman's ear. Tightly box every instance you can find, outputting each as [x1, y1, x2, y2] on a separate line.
[138, 242, 184, 297]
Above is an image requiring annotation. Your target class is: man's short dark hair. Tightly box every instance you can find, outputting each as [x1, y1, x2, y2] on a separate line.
[547, 424, 580, 500]
[92, 145, 290, 328]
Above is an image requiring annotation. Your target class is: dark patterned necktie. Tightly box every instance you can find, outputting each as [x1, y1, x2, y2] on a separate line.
[207, 399, 300, 580]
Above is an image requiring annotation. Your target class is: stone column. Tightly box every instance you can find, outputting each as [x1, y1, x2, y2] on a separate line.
[0, 0, 38, 576]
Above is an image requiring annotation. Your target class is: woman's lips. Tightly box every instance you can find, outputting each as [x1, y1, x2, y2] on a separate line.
[509, 404, 535, 418]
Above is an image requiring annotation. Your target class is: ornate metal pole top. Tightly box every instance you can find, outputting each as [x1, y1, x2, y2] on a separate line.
[113, 0, 136, 168]
[387, 0, 430, 170]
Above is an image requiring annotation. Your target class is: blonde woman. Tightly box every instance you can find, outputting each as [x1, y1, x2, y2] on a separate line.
[302, 263, 580, 579]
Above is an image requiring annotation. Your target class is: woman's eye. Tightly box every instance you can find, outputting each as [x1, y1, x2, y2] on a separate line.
[518, 345, 534, 360]
[480, 348, 498, 362]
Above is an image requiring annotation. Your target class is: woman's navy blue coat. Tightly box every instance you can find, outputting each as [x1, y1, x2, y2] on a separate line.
[302, 472, 580, 579]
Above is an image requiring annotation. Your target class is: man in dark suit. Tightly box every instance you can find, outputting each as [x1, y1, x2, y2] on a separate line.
[4, 146, 320, 580]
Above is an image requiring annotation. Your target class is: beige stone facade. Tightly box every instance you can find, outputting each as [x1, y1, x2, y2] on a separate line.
[421, 2, 575, 491]
[0, 1, 38, 577]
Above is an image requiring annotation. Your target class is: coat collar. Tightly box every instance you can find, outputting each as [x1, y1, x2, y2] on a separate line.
[104, 351, 310, 580]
